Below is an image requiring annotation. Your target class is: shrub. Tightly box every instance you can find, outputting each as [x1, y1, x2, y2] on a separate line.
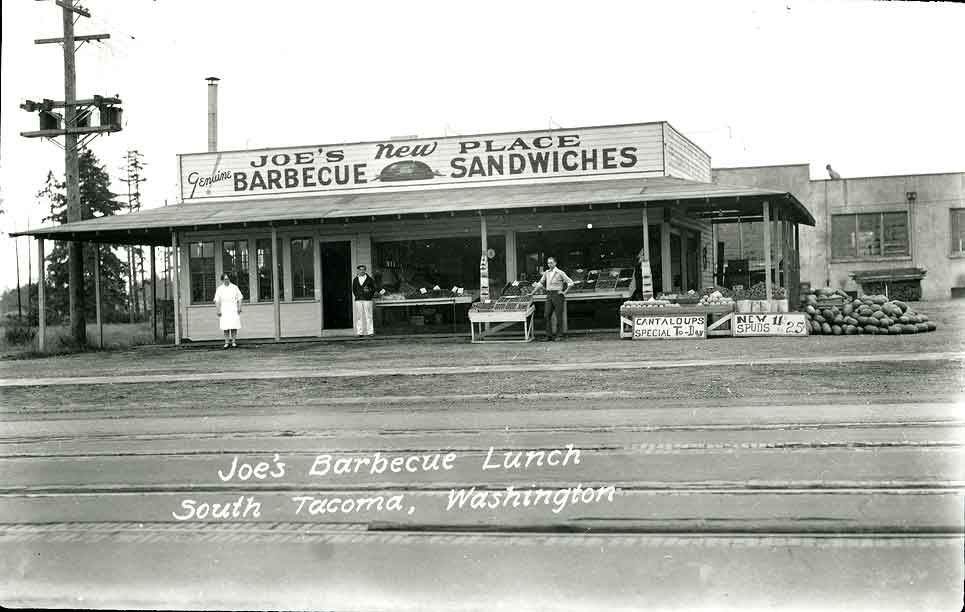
[4, 325, 37, 346]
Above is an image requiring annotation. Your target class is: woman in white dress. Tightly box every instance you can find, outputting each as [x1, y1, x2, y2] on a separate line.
[214, 273, 244, 349]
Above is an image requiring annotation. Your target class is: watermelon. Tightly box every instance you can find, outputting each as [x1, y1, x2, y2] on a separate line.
[856, 326, 864, 334]
[806, 294, 818, 305]
[821, 309, 834, 320]
[821, 323, 832, 335]
[814, 314, 827, 324]
[858, 306, 874, 317]
[805, 305, 817, 315]
[872, 310, 886, 320]
[915, 323, 929, 333]
[844, 325, 857, 335]
[842, 304, 853, 316]
[920, 314, 929, 322]
[901, 324, 917, 334]
[888, 324, 903, 335]
[872, 295, 887, 305]
[811, 321, 822, 334]
[892, 300, 908, 313]
[864, 325, 879, 334]
[898, 315, 911, 324]
[844, 316, 859, 326]
[926, 321, 937, 331]
[879, 317, 893, 327]
[832, 325, 843, 335]
[831, 314, 843, 324]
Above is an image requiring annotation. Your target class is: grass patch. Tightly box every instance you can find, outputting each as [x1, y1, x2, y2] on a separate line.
[0, 322, 166, 359]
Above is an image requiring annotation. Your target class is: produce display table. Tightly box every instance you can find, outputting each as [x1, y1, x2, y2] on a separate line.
[374, 296, 475, 307]
[533, 291, 632, 334]
[619, 303, 735, 339]
[374, 296, 474, 333]
[469, 305, 536, 343]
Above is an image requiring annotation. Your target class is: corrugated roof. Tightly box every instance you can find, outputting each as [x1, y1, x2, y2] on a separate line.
[11, 176, 814, 245]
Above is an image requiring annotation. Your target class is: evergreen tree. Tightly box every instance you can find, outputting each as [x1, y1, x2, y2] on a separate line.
[38, 149, 130, 323]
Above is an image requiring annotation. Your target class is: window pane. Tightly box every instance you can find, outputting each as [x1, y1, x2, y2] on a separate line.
[952, 209, 965, 253]
[189, 241, 215, 304]
[291, 238, 315, 300]
[221, 240, 249, 299]
[831, 215, 856, 258]
[256, 238, 285, 301]
[856, 213, 880, 256]
[881, 212, 909, 256]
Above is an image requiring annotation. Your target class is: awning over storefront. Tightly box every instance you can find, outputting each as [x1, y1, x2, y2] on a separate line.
[11, 176, 814, 245]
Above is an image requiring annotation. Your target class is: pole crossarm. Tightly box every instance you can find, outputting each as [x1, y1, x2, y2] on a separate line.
[21, 97, 122, 109]
[21, 125, 121, 138]
[35, 33, 109, 44]
[54, 0, 91, 18]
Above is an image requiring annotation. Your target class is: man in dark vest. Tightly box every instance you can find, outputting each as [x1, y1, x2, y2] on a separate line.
[352, 265, 376, 337]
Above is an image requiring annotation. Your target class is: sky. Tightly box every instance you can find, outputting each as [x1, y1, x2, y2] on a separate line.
[1, 0, 963, 293]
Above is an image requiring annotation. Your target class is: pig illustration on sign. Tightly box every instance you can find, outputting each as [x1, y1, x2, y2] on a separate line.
[372, 160, 443, 182]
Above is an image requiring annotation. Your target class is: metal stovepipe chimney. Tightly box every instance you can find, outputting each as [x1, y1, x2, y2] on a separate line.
[206, 76, 219, 152]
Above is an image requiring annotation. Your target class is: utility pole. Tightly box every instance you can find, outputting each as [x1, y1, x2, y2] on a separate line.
[20, 0, 121, 345]
[62, 0, 85, 343]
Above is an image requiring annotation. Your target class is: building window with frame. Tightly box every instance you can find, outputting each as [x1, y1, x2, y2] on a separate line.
[951, 208, 965, 254]
[290, 237, 315, 300]
[831, 212, 909, 259]
[221, 240, 249, 300]
[188, 241, 216, 304]
[256, 237, 285, 301]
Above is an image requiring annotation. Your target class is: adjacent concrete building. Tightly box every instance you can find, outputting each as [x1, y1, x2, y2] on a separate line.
[714, 165, 964, 299]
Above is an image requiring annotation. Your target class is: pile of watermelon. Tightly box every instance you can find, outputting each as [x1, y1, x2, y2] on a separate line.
[801, 290, 937, 335]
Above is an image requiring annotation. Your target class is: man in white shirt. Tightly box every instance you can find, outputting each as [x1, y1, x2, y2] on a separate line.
[532, 257, 575, 341]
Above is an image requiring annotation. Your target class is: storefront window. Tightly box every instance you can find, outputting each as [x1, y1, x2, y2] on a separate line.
[832, 212, 908, 259]
[373, 236, 502, 296]
[256, 237, 284, 301]
[290, 237, 315, 300]
[188, 241, 215, 304]
[221, 240, 249, 300]
[515, 226, 641, 281]
[952, 209, 965, 254]
[372, 235, 503, 334]
[717, 222, 766, 288]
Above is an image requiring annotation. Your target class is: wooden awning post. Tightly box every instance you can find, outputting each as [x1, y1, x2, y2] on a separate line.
[94, 244, 103, 348]
[172, 231, 181, 345]
[480, 214, 488, 255]
[762, 201, 773, 301]
[150, 245, 158, 343]
[776, 207, 785, 289]
[37, 238, 46, 352]
[660, 221, 672, 293]
[641, 205, 650, 260]
[271, 226, 281, 341]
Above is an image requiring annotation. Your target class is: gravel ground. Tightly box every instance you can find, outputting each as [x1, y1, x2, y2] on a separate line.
[2, 361, 960, 418]
[0, 300, 962, 381]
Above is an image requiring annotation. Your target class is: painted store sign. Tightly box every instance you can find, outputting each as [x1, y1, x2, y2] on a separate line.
[178, 122, 710, 201]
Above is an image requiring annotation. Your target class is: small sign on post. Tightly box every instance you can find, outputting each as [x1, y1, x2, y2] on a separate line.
[479, 254, 490, 303]
[632, 315, 706, 339]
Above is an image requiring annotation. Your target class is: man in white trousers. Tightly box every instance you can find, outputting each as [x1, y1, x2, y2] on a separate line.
[352, 265, 376, 337]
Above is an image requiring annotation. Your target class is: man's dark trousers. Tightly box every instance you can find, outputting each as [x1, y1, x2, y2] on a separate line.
[545, 291, 565, 339]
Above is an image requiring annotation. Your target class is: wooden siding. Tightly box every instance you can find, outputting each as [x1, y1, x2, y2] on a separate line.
[663, 123, 712, 183]
[180, 123, 668, 201]
[184, 302, 321, 341]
